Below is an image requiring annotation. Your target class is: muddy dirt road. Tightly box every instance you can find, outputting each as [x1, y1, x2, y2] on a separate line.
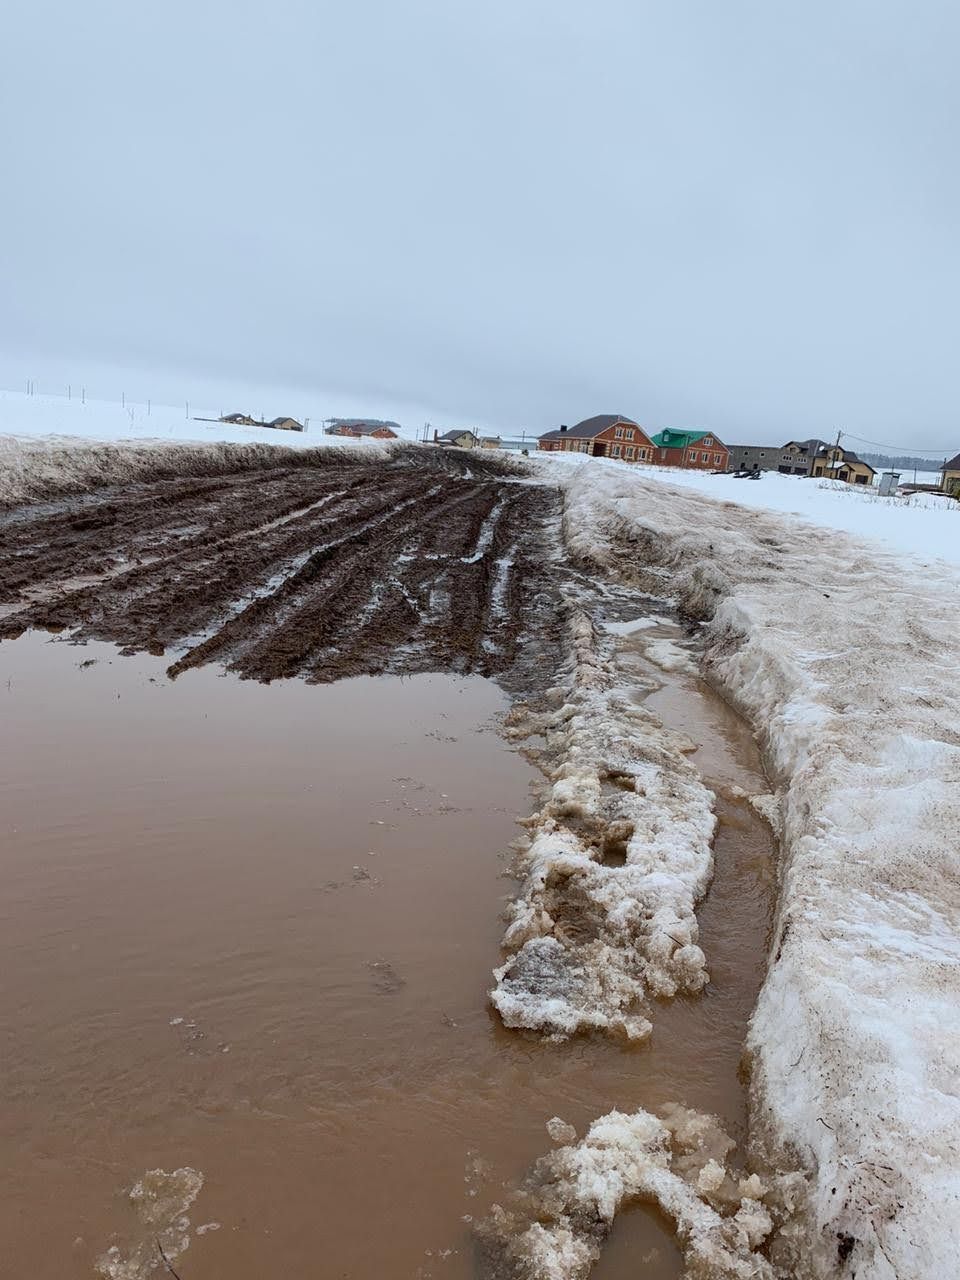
[0, 452, 564, 687]
[0, 447, 778, 1278]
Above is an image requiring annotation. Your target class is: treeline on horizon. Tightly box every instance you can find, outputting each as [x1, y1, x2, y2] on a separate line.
[861, 452, 947, 471]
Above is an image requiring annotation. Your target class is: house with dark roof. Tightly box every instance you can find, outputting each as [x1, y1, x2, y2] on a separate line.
[268, 416, 304, 432]
[325, 418, 399, 439]
[220, 412, 259, 426]
[940, 453, 960, 496]
[538, 415, 656, 462]
[650, 428, 730, 471]
[810, 445, 876, 485]
[435, 429, 479, 448]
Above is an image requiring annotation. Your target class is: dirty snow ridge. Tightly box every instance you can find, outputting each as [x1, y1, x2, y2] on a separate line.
[475, 1106, 805, 1279]
[557, 461, 960, 1277]
[490, 593, 717, 1039]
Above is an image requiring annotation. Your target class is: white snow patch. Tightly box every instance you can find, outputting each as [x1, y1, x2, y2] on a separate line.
[534, 451, 960, 569]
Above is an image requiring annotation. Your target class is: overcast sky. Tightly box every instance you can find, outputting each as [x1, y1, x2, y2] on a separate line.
[2, 1, 958, 449]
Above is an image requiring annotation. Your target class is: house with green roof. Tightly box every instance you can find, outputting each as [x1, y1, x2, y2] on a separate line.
[650, 428, 730, 471]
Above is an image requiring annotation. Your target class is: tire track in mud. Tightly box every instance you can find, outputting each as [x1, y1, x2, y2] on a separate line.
[0, 455, 568, 689]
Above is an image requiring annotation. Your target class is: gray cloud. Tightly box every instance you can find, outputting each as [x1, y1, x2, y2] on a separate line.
[3, 0, 958, 450]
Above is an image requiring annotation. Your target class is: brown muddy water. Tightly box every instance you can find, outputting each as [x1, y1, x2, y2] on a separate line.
[0, 620, 775, 1280]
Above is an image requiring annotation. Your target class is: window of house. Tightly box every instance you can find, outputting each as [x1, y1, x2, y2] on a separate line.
[624, 446, 634, 460]
[611, 444, 621, 457]
[704, 436, 713, 446]
[689, 451, 698, 462]
[855, 474, 868, 484]
[660, 448, 667, 459]
[639, 447, 648, 460]
[714, 453, 722, 466]
[614, 426, 624, 439]
[626, 429, 635, 440]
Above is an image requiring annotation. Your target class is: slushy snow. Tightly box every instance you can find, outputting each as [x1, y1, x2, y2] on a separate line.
[492, 599, 717, 1040]
[554, 457, 960, 1278]
[476, 1105, 805, 1279]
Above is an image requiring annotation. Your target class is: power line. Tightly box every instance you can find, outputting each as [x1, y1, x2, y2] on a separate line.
[840, 430, 949, 457]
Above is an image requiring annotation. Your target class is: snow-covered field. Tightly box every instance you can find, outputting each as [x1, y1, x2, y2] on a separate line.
[556, 459, 960, 1278]
[539, 452, 959, 569]
[0, 389, 426, 449]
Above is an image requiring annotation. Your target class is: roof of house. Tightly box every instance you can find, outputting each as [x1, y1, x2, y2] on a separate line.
[815, 447, 876, 473]
[782, 438, 829, 453]
[327, 420, 398, 435]
[327, 417, 401, 432]
[941, 452, 960, 472]
[269, 416, 302, 426]
[539, 414, 639, 441]
[651, 428, 724, 449]
[437, 428, 478, 441]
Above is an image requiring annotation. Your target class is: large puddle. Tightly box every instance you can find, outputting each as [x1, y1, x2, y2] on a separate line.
[0, 621, 775, 1279]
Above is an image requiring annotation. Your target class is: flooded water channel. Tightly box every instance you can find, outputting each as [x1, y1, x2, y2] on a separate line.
[0, 620, 775, 1280]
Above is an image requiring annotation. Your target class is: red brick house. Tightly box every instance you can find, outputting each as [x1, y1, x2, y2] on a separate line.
[538, 415, 656, 462]
[325, 419, 400, 440]
[650, 428, 730, 471]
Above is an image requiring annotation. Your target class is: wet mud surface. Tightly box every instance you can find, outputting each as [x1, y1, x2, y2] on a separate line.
[0, 453, 565, 688]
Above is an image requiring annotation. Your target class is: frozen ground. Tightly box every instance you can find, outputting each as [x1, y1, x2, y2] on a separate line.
[537, 452, 959, 568]
[557, 460, 960, 1278]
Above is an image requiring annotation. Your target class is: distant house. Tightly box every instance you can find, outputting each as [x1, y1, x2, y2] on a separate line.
[220, 412, 258, 426]
[728, 438, 828, 475]
[538, 415, 656, 462]
[810, 445, 876, 486]
[435, 429, 479, 448]
[940, 453, 960, 496]
[480, 436, 502, 449]
[268, 416, 304, 432]
[650, 428, 730, 471]
[325, 419, 400, 440]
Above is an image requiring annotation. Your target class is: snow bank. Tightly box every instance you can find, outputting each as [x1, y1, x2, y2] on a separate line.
[559, 463, 960, 1277]
[0, 433, 365, 508]
[476, 1106, 805, 1279]
[491, 600, 717, 1040]
[535, 452, 960, 568]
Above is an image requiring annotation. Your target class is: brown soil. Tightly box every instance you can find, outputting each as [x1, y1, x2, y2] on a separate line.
[0, 451, 566, 688]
